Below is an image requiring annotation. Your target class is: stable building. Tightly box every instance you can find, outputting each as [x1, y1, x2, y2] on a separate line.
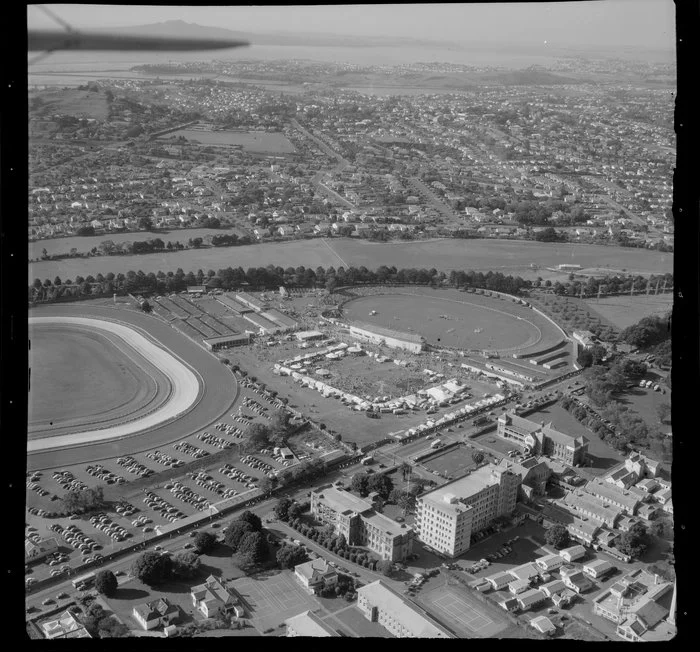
[203, 333, 251, 351]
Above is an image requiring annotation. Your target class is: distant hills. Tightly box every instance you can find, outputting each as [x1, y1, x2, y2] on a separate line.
[92, 20, 456, 48]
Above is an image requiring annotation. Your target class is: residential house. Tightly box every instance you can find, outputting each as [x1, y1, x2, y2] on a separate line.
[509, 562, 541, 584]
[41, 611, 91, 639]
[516, 589, 547, 611]
[508, 578, 532, 595]
[132, 598, 181, 631]
[559, 544, 587, 563]
[536, 554, 566, 573]
[567, 517, 601, 545]
[191, 575, 236, 619]
[551, 589, 577, 608]
[486, 571, 517, 591]
[294, 558, 338, 594]
[561, 569, 594, 594]
[540, 579, 567, 598]
[583, 559, 615, 580]
[530, 615, 557, 635]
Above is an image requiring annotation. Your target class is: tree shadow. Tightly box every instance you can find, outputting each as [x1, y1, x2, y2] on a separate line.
[205, 544, 233, 559]
[115, 587, 149, 601]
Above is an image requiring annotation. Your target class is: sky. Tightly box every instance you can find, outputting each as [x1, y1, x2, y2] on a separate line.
[27, 2, 675, 51]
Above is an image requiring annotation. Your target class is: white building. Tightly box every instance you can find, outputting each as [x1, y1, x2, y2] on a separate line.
[415, 464, 520, 557]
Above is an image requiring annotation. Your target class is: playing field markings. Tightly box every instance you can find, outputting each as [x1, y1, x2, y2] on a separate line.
[431, 592, 494, 633]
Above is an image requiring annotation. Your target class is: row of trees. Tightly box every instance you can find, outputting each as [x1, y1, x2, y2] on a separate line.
[620, 314, 671, 350]
[130, 549, 202, 586]
[30, 263, 534, 301]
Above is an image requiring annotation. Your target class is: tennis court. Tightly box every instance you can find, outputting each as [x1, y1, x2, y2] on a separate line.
[233, 571, 319, 629]
[422, 585, 507, 637]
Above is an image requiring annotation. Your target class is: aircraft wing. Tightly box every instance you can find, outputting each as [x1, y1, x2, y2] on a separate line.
[28, 30, 249, 52]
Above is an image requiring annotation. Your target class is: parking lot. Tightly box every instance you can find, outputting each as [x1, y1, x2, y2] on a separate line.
[25, 379, 307, 586]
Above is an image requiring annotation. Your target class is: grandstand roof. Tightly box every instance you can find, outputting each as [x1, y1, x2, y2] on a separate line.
[350, 321, 425, 344]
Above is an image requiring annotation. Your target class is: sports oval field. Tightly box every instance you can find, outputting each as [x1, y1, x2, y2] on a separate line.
[342, 288, 559, 353]
[27, 304, 238, 471]
[29, 322, 170, 437]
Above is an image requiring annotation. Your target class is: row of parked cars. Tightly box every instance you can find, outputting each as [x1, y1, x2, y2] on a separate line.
[174, 441, 210, 459]
[85, 464, 125, 485]
[198, 431, 235, 449]
[142, 490, 186, 523]
[165, 479, 212, 510]
[27, 479, 50, 498]
[215, 421, 245, 437]
[242, 397, 268, 418]
[89, 512, 131, 542]
[218, 463, 258, 488]
[146, 449, 185, 469]
[52, 470, 88, 492]
[53, 523, 103, 562]
[240, 454, 275, 476]
[115, 501, 138, 518]
[116, 455, 154, 477]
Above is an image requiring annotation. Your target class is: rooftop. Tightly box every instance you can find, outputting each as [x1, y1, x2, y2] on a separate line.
[349, 321, 425, 345]
[419, 464, 516, 515]
[357, 580, 454, 638]
[285, 610, 339, 637]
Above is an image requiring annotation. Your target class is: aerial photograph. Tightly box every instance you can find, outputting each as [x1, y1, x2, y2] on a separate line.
[25, 1, 677, 641]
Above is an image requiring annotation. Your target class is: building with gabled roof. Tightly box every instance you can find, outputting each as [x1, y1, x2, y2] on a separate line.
[132, 598, 181, 631]
[356, 580, 454, 638]
[41, 611, 91, 639]
[191, 575, 236, 619]
[497, 412, 588, 466]
[294, 558, 338, 593]
[584, 479, 642, 515]
[285, 610, 340, 637]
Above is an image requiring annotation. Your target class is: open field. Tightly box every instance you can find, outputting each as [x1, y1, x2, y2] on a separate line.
[28, 238, 672, 284]
[343, 289, 548, 352]
[584, 293, 673, 329]
[233, 571, 319, 631]
[28, 227, 249, 259]
[30, 87, 109, 120]
[160, 129, 296, 153]
[29, 324, 160, 430]
[27, 303, 237, 470]
[421, 444, 483, 479]
[28, 316, 200, 453]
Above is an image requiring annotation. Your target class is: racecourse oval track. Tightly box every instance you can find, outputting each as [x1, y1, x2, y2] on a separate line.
[27, 304, 238, 471]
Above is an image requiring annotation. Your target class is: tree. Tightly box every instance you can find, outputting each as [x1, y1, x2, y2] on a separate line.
[376, 560, 393, 577]
[350, 473, 369, 496]
[276, 544, 307, 569]
[367, 473, 394, 499]
[94, 570, 118, 597]
[141, 300, 152, 314]
[399, 462, 412, 482]
[471, 451, 485, 464]
[193, 531, 218, 555]
[545, 524, 570, 550]
[288, 502, 303, 521]
[138, 216, 154, 231]
[238, 510, 263, 532]
[238, 531, 268, 564]
[397, 492, 416, 513]
[656, 403, 671, 425]
[245, 422, 271, 452]
[223, 520, 255, 551]
[274, 497, 293, 521]
[131, 551, 173, 586]
[172, 551, 202, 578]
[616, 523, 648, 559]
